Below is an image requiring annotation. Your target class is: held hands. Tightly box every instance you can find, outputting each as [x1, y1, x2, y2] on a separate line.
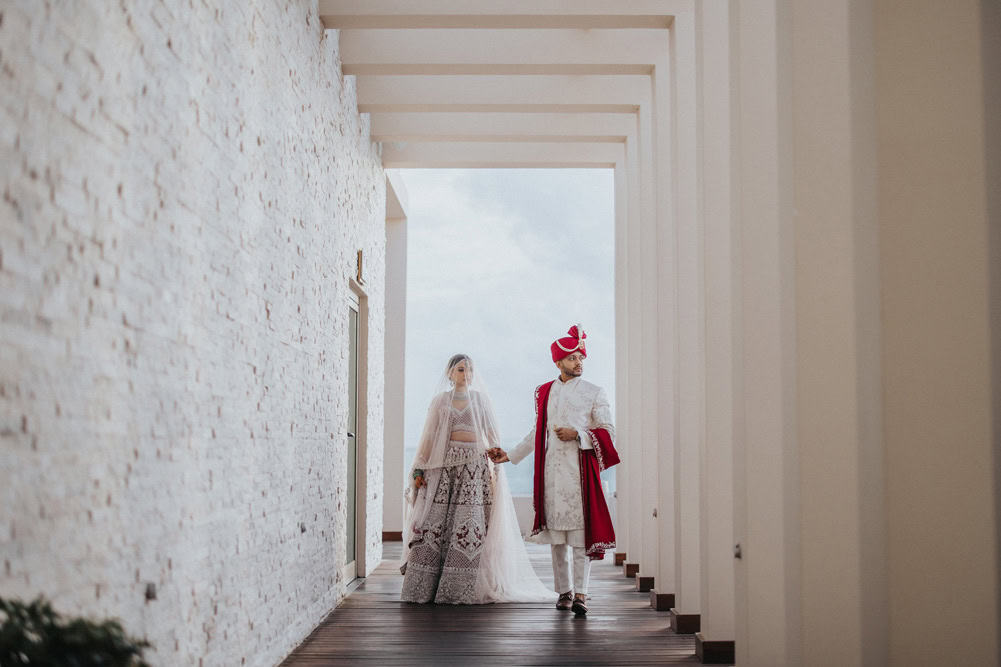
[486, 428, 577, 465]
[487, 447, 509, 463]
[414, 475, 426, 488]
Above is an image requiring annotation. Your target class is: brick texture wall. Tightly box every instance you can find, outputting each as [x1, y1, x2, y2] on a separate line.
[0, 2, 386, 665]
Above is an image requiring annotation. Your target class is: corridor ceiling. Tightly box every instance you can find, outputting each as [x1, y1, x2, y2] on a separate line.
[320, 0, 687, 169]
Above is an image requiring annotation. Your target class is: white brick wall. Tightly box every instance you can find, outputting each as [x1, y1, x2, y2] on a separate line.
[0, 2, 386, 665]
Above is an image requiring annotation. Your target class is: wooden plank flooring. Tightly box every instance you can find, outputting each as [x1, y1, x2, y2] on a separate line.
[281, 542, 707, 666]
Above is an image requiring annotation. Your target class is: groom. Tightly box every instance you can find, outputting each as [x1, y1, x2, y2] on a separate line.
[489, 325, 619, 616]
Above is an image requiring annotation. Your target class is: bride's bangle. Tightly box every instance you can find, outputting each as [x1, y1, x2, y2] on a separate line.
[412, 468, 424, 480]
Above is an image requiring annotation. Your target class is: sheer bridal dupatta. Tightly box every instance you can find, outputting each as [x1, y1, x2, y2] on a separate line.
[400, 356, 554, 603]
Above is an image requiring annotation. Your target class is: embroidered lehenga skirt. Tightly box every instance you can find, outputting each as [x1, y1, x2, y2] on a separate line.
[401, 441, 494, 604]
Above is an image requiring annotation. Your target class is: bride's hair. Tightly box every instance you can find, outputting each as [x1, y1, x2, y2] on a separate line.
[447, 353, 471, 372]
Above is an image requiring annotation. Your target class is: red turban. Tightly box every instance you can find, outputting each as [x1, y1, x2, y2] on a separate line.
[551, 325, 587, 362]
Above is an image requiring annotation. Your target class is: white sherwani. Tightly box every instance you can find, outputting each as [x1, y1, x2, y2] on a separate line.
[508, 377, 614, 547]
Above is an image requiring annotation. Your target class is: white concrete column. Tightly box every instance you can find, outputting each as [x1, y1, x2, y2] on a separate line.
[790, 1, 887, 664]
[644, 31, 678, 599]
[668, 6, 704, 618]
[613, 159, 631, 552]
[733, 2, 996, 664]
[625, 122, 646, 566]
[732, 1, 800, 665]
[382, 173, 408, 536]
[639, 86, 668, 584]
[987, 4, 1001, 661]
[698, 0, 737, 647]
[876, 0, 1000, 663]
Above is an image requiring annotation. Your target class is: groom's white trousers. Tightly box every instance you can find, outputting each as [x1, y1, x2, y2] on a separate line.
[551, 544, 591, 595]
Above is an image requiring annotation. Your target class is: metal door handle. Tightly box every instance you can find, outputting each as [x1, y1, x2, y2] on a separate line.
[347, 432, 355, 438]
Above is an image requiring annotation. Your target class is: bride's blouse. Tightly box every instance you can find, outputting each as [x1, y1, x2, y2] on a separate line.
[415, 391, 501, 469]
[444, 391, 499, 446]
[449, 400, 477, 435]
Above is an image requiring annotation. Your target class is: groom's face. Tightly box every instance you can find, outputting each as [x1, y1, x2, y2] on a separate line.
[556, 353, 584, 378]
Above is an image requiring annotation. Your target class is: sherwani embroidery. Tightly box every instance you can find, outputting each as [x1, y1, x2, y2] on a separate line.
[511, 378, 600, 537]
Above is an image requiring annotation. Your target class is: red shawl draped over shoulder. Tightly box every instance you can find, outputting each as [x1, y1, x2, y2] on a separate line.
[531, 380, 621, 560]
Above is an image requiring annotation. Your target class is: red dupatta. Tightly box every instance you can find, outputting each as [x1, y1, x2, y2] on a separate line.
[530, 380, 620, 560]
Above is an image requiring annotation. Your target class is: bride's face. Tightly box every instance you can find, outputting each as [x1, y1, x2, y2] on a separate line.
[450, 359, 472, 388]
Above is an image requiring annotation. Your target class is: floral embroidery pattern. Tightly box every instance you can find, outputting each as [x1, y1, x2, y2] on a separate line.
[400, 450, 494, 604]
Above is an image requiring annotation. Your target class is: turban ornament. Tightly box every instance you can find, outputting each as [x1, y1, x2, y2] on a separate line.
[551, 324, 587, 362]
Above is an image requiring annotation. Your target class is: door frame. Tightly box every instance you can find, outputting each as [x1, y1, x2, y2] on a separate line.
[343, 281, 369, 584]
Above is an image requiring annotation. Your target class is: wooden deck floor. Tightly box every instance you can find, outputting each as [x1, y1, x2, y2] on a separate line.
[281, 542, 706, 666]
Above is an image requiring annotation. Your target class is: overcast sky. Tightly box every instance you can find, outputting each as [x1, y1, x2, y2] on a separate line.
[394, 169, 616, 495]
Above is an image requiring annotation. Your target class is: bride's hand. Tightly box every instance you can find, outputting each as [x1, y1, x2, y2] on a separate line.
[488, 447, 510, 463]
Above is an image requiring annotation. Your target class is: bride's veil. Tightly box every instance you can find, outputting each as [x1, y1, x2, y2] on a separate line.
[476, 460, 555, 603]
[399, 354, 554, 603]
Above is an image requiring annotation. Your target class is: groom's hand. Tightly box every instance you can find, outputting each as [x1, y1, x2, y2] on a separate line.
[555, 427, 579, 442]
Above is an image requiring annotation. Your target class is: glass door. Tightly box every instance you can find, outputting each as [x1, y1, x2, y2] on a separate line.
[345, 304, 359, 581]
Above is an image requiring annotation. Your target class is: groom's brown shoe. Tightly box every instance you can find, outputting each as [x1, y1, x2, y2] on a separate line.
[556, 592, 573, 611]
[571, 593, 589, 616]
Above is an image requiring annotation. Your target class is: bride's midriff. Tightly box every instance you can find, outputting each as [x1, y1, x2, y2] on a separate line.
[449, 430, 477, 442]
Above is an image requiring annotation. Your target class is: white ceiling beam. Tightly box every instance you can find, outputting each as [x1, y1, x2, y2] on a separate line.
[319, 0, 690, 29]
[369, 112, 636, 143]
[346, 63, 654, 76]
[356, 75, 650, 113]
[380, 141, 624, 168]
[339, 29, 668, 75]
[377, 133, 625, 144]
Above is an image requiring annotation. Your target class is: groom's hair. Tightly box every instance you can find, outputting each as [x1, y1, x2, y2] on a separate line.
[447, 354, 472, 372]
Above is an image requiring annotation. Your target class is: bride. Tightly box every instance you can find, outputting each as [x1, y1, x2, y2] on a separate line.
[400, 354, 553, 604]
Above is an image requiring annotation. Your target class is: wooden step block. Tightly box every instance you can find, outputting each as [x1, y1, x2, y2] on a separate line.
[695, 632, 736, 664]
[650, 590, 675, 611]
[623, 562, 639, 578]
[669, 608, 701, 635]
[614, 552, 627, 566]
[635, 576, 654, 592]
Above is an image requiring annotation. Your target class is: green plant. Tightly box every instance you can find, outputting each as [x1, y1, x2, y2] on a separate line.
[0, 596, 151, 666]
